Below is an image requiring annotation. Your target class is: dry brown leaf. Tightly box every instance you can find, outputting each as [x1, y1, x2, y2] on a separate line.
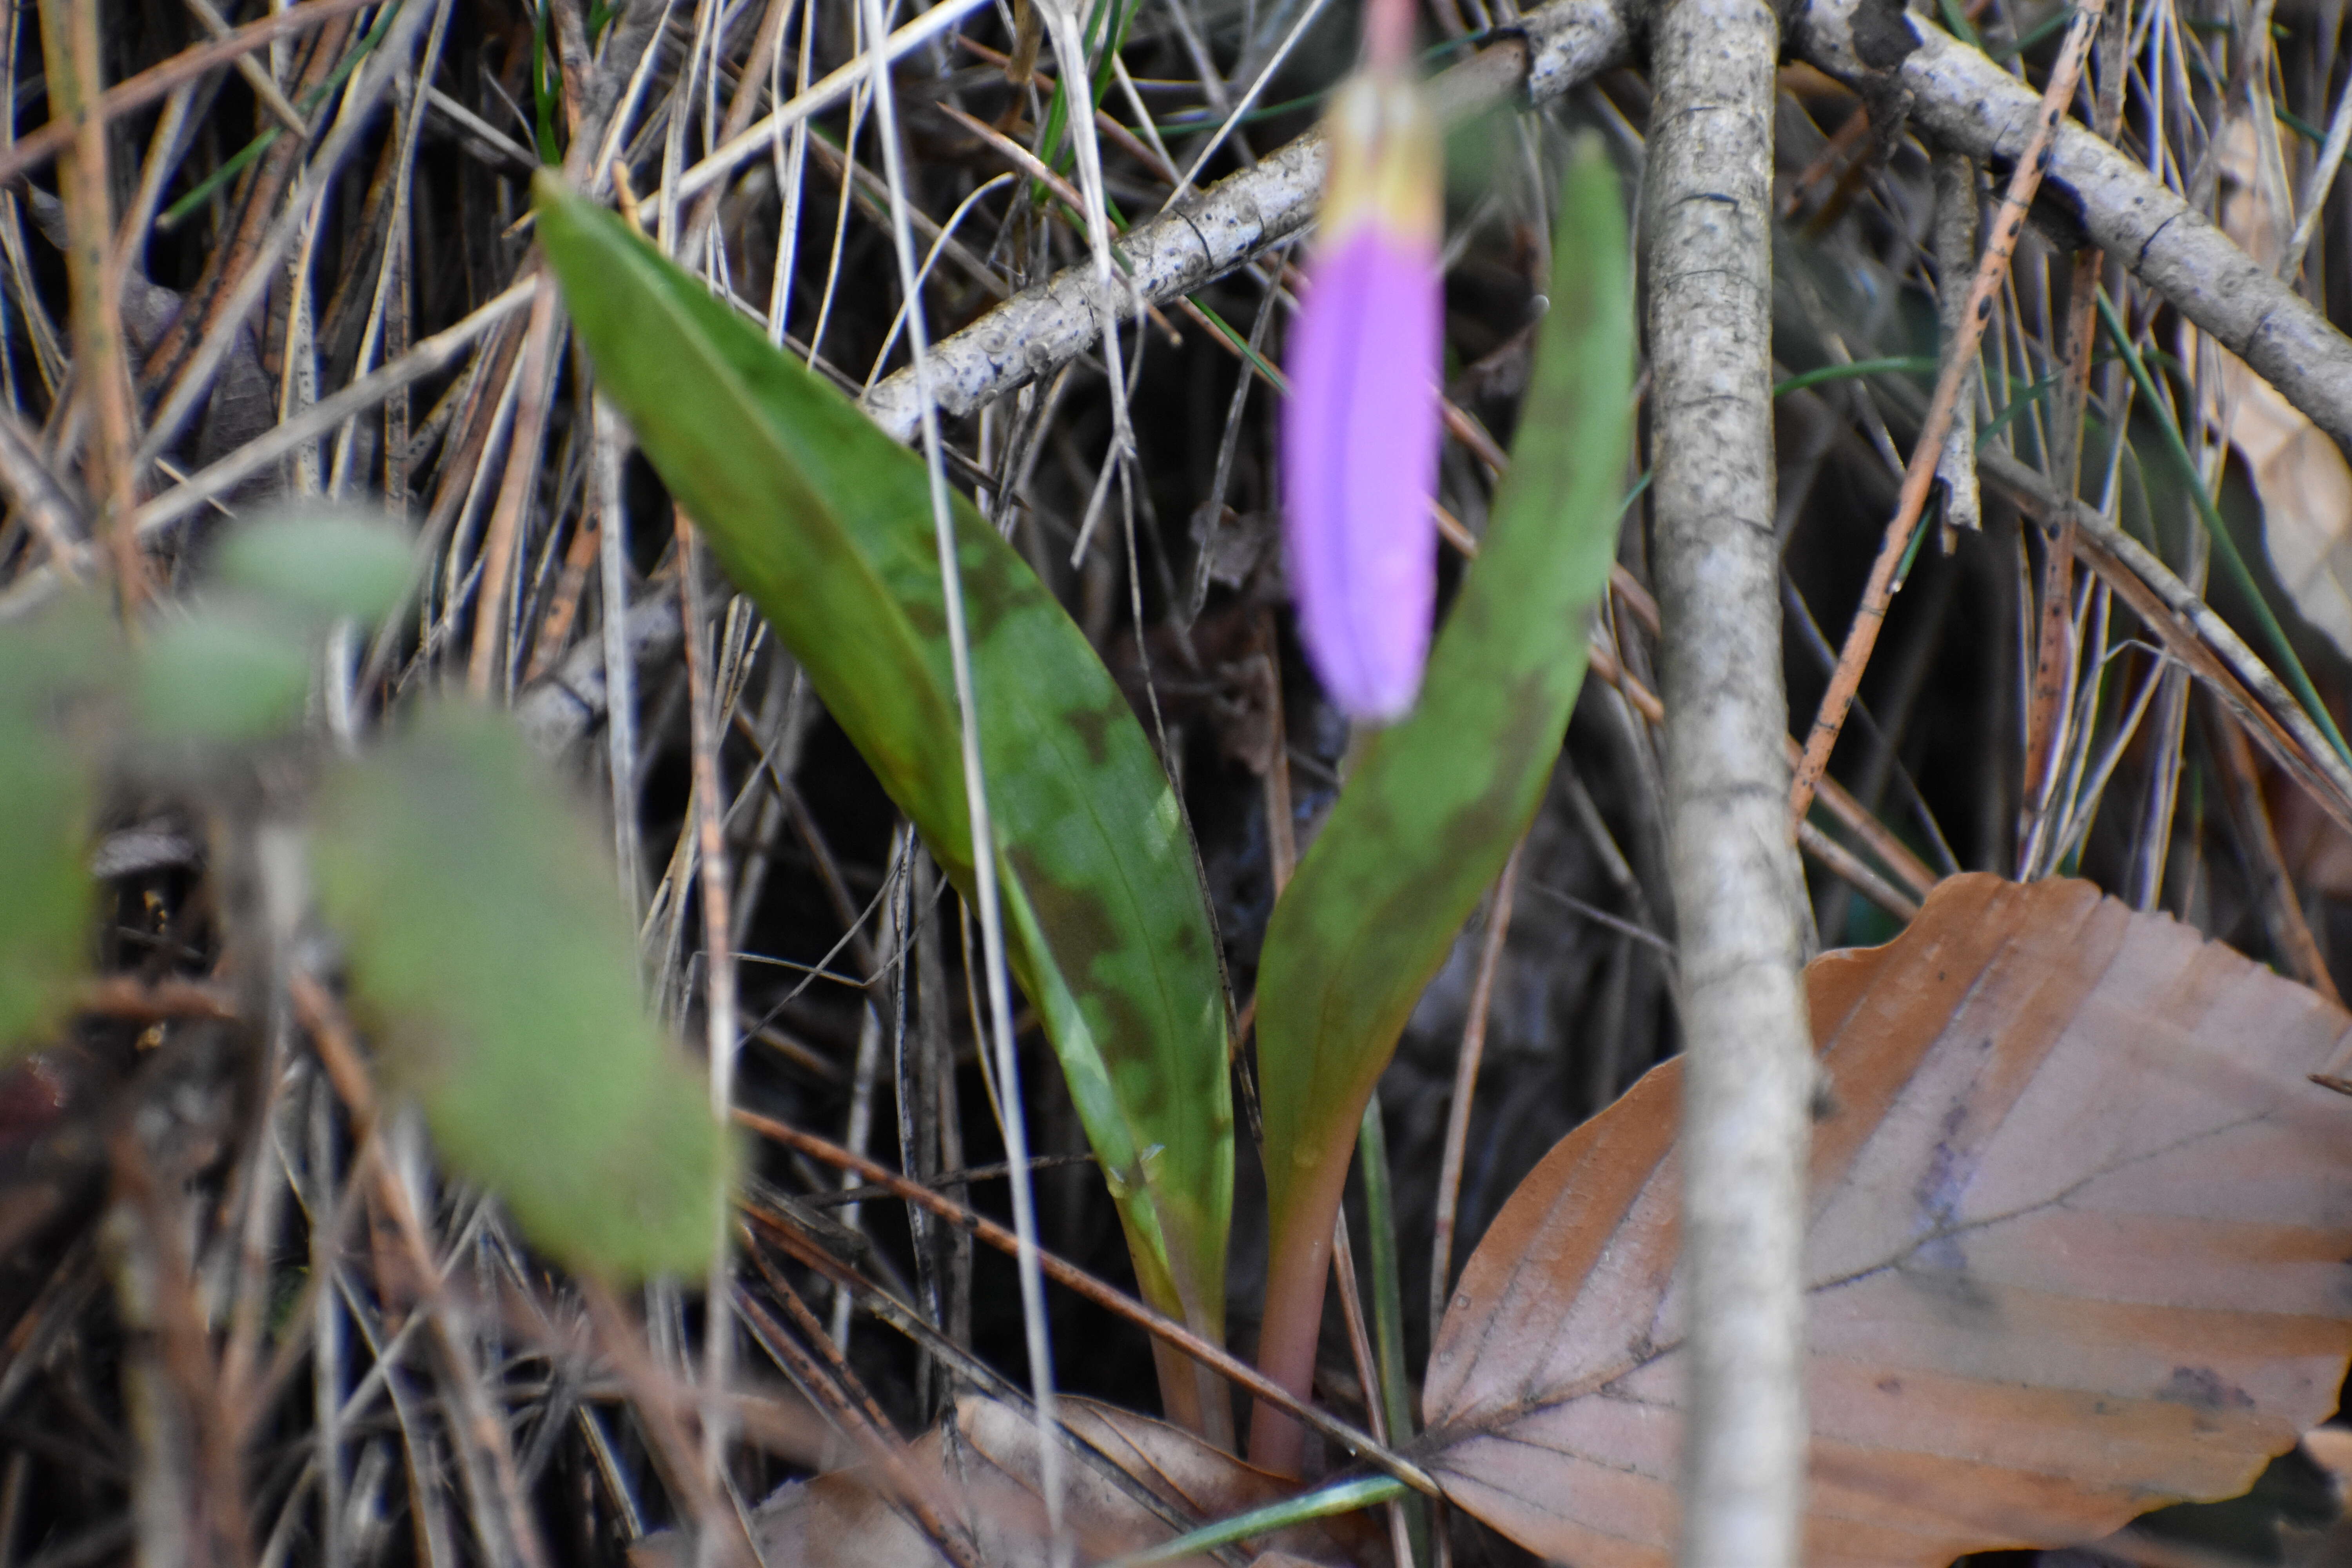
[2216, 352, 2352, 662]
[2205, 113, 2352, 662]
[1419, 874, 2352, 1566]
[633, 1395, 1382, 1568]
[2296, 1425, 2352, 1497]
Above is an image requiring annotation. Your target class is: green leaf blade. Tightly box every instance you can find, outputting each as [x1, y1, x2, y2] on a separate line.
[0, 603, 108, 1055]
[0, 731, 87, 1050]
[214, 511, 417, 627]
[1249, 135, 1635, 1455]
[533, 176, 1233, 1385]
[314, 701, 731, 1281]
[135, 610, 313, 742]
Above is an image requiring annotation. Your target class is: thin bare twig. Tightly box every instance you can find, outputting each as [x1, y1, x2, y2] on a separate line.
[732, 1109, 1443, 1499]
[38, 0, 140, 607]
[1789, 0, 2107, 829]
[675, 508, 745, 1523]
[465, 284, 564, 696]
[177, 0, 309, 133]
[1427, 843, 1523, 1336]
[0, 0, 378, 189]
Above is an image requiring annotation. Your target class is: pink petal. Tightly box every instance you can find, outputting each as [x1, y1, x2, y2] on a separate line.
[1280, 224, 1443, 722]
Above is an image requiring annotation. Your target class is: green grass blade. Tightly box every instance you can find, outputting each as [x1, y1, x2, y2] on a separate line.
[1358, 1099, 1429, 1563]
[532, 174, 1233, 1401]
[1771, 355, 1939, 398]
[1248, 134, 1634, 1463]
[312, 701, 731, 1280]
[1099, 1474, 1408, 1568]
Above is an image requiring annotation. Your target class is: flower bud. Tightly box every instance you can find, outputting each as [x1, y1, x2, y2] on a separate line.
[1280, 71, 1443, 723]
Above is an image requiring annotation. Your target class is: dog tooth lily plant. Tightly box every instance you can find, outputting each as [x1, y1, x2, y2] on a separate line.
[1280, 0, 1444, 722]
[536, 0, 1634, 1472]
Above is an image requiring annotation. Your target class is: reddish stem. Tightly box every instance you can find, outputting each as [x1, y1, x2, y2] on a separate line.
[1247, 1151, 1357, 1475]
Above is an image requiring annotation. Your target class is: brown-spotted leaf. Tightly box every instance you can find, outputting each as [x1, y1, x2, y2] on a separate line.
[1421, 873, 2352, 1566]
[631, 1396, 1380, 1567]
[536, 176, 1230, 1412]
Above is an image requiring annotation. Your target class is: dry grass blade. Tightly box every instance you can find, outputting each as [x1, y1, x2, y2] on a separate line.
[861, 0, 1632, 439]
[630, 1394, 1378, 1568]
[1428, 843, 1522, 1335]
[733, 1108, 1441, 1497]
[1978, 448, 2352, 840]
[1422, 874, 2352, 1566]
[0, 0, 377, 188]
[35, 0, 138, 607]
[464, 285, 564, 696]
[1788, 0, 2107, 829]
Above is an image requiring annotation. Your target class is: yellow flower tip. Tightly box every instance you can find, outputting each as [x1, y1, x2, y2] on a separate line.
[1318, 71, 1441, 250]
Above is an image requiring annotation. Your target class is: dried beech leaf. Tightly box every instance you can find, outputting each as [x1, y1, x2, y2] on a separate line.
[632, 1396, 1379, 1568]
[1422, 874, 2352, 1566]
[2207, 113, 2352, 662]
[2217, 356, 2352, 662]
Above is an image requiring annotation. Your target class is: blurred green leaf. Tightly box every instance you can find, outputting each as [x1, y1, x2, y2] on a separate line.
[136, 609, 312, 742]
[534, 172, 1232, 1401]
[215, 512, 416, 627]
[313, 701, 731, 1280]
[0, 600, 110, 1054]
[1249, 136, 1635, 1434]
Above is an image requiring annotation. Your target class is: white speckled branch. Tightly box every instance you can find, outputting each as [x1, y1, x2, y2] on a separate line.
[867, 0, 2352, 463]
[860, 0, 1631, 440]
[1795, 0, 2352, 450]
[1644, 0, 1814, 1561]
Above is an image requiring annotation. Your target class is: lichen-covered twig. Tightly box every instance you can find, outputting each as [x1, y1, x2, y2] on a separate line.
[860, 0, 1629, 439]
[1796, 0, 2352, 450]
[870, 0, 2352, 480]
[1643, 0, 1813, 1561]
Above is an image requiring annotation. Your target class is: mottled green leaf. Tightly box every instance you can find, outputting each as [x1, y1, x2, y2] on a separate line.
[313, 701, 731, 1280]
[214, 512, 416, 627]
[533, 174, 1232, 1400]
[0, 600, 110, 1054]
[136, 609, 312, 742]
[1249, 136, 1635, 1446]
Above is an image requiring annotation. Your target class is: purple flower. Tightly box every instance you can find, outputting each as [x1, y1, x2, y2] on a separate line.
[1281, 73, 1443, 723]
